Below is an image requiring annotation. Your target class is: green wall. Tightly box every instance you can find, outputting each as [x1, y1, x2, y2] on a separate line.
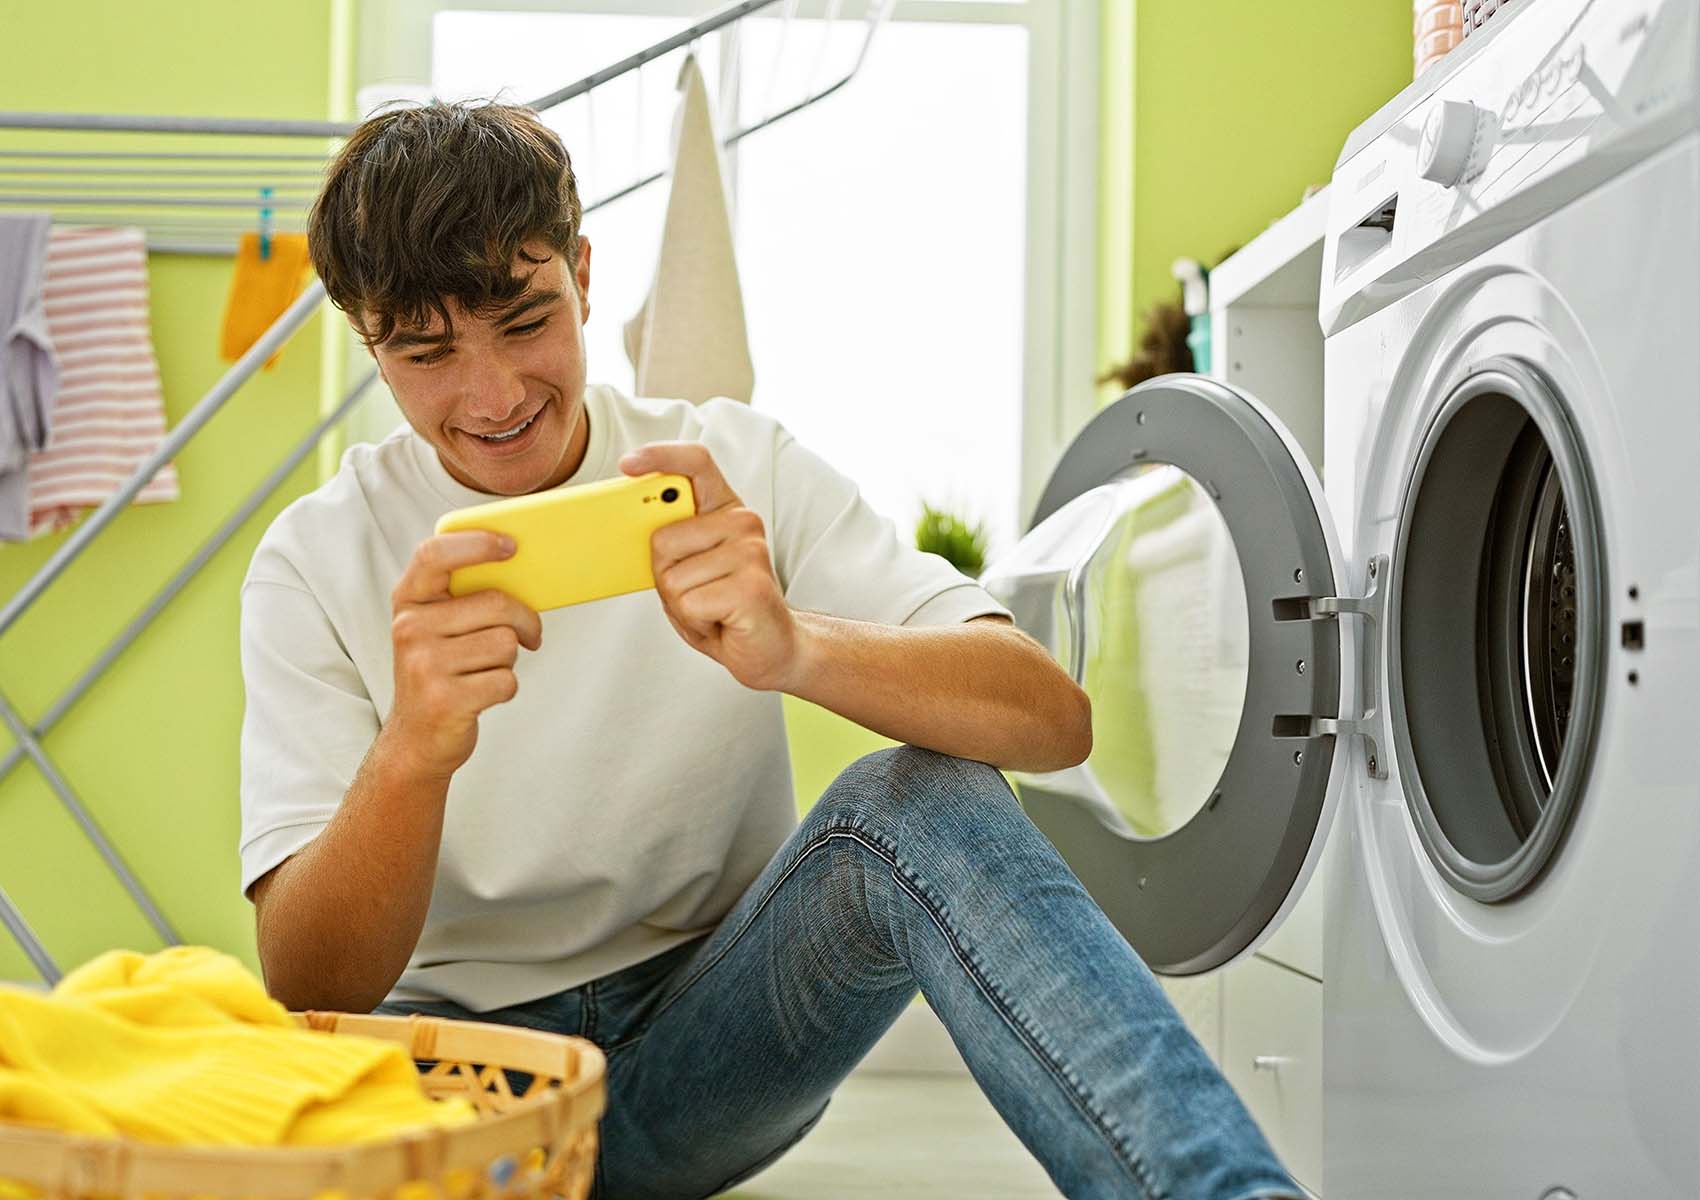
[0, 1, 343, 981]
[1101, 0, 1413, 383]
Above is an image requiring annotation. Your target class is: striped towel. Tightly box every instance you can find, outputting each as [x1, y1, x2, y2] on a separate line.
[28, 226, 179, 539]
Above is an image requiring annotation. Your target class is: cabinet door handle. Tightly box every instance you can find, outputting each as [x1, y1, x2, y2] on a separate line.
[1252, 1055, 1294, 1072]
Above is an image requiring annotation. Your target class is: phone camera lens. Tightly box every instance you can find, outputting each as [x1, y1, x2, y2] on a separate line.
[661, 487, 680, 504]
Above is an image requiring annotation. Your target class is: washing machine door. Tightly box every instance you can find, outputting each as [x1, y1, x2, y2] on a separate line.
[982, 375, 1362, 976]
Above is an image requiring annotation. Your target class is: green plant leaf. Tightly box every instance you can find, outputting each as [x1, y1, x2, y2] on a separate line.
[914, 502, 988, 578]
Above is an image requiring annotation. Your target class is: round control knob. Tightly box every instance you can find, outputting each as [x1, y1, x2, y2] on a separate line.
[1418, 100, 1489, 187]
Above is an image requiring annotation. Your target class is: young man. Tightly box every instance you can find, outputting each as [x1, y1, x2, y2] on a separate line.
[238, 102, 1301, 1200]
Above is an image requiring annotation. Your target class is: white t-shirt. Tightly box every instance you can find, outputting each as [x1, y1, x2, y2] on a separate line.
[238, 383, 1009, 1011]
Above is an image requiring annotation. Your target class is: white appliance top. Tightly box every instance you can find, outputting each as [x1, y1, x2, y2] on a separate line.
[1321, 0, 1700, 334]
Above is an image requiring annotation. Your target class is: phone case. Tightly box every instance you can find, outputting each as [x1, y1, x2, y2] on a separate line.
[432, 471, 697, 612]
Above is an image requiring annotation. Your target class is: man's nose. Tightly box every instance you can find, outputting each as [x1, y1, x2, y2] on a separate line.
[462, 352, 528, 420]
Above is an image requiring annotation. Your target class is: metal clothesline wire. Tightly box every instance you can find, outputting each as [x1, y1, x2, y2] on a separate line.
[0, 181, 320, 195]
[0, 194, 315, 207]
[0, 0, 895, 250]
[0, 0, 785, 143]
[0, 150, 330, 162]
[0, 0, 895, 981]
[0, 166, 328, 179]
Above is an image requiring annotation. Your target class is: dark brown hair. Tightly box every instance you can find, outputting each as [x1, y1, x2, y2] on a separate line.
[308, 100, 583, 347]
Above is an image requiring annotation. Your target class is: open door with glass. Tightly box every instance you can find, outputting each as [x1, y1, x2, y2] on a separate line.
[982, 375, 1370, 976]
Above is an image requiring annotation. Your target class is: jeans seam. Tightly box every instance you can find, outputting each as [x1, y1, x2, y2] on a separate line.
[603, 1030, 646, 1058]
[623, 821, 869, 1041]
[582, 978, 599, 1046]
[626, 815, 1160, 1200]
[881, 852, 1163, 1200]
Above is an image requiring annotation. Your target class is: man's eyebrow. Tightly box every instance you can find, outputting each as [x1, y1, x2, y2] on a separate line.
[383, 326, 453, 351]
[381, 293, 561, 352]
[493, 291, 561, 324]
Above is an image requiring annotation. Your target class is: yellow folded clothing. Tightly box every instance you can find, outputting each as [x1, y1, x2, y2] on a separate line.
[0, 947, 476, 1146]
[52, 943, 293, 1028]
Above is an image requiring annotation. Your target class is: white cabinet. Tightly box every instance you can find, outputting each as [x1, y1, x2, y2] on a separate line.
[1223, 955, 1324, 1197]
[1209, 186, 1329, 479]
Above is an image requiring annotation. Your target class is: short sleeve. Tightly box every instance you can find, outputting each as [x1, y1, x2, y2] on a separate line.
[768, 430, 1011, 628]
[237, 573, 381, 897]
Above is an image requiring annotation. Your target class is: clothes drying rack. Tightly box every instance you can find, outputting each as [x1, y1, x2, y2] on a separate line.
[0, 0, 895, 982]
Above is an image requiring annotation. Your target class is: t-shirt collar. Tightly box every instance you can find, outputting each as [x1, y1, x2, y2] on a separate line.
[407, 383, 614, 508]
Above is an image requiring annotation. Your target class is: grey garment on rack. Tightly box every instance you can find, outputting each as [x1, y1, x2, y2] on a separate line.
[0, 213, 57, 541]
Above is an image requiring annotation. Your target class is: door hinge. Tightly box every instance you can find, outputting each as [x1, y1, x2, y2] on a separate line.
[1307, 555, 1387, 779]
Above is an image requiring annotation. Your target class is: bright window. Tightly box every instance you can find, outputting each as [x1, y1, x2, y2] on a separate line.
[732, 18, 1026, 552]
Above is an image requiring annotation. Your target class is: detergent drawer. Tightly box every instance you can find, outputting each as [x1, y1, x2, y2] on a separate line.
[1223, 955, 1322, 1195]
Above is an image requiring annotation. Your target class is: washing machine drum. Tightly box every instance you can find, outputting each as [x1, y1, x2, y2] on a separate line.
[983, 374, 1351, 976]
[1387, 358, 1606, 903]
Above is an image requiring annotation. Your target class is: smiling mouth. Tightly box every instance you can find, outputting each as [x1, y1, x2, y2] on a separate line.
[471, 410, 540, 443]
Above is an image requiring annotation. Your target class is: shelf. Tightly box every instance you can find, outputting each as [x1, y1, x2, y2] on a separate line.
[1208, 185, 1331, 312]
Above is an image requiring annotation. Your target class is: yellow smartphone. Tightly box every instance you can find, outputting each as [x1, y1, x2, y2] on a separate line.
[433, 472, 697, 611]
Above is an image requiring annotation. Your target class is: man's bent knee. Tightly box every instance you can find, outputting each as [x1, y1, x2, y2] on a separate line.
[810, 745, 1016, 841]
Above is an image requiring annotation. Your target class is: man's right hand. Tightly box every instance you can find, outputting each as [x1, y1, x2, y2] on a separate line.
[386, 531, 543, 780]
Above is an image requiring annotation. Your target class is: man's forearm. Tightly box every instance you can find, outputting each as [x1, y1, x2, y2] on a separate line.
[253, 727, 450, 1012]
[780, 613, 1091, 773]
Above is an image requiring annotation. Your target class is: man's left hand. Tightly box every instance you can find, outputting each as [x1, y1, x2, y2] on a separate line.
[620, 441, 803, 692]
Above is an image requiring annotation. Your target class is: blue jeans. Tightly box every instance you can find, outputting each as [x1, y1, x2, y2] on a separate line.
[377, 747, 1301, 1200]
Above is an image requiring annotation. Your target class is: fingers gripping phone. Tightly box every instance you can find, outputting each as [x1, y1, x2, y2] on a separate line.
[433, 472, 697, 612]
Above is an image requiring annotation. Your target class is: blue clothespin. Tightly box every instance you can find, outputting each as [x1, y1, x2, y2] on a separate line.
[258, 186, 273, 260]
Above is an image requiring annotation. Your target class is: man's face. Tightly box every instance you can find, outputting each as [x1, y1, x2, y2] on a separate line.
[368, 240, 593, 496]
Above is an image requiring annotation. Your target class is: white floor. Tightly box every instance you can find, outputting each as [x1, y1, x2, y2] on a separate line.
[722, 1072, 1062, 1199]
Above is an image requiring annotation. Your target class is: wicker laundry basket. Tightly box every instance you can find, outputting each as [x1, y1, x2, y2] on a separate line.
[0, 1011, 605, 1200]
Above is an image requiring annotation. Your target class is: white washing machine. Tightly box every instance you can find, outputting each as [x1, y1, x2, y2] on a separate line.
[1320, 0, 1700, 1194]
[984, 1, 1699, 1195]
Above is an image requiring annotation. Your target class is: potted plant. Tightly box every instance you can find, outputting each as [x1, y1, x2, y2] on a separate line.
[915, 502, 988, 578]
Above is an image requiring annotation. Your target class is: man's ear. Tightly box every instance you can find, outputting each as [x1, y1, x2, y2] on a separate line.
[575, 237, 592, 324]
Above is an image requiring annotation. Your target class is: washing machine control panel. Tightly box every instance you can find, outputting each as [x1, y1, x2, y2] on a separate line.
[1321, 0, 1700, 334]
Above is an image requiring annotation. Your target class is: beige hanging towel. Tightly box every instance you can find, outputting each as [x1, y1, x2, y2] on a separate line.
[623, 54, 755, 405]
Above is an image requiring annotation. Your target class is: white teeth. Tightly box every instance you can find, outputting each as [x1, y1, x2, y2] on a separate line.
[477, 413, 535, 442]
